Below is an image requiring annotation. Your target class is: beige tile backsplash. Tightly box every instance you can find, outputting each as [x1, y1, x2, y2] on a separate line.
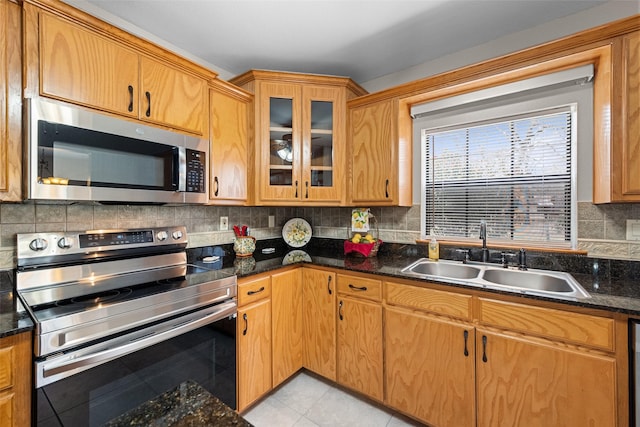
[0, 201, 639, 269]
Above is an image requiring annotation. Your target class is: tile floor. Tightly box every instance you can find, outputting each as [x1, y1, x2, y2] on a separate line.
[242, 370, 424, 427]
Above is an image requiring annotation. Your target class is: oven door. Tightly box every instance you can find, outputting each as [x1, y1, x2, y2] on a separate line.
[35, 302, 236, 427]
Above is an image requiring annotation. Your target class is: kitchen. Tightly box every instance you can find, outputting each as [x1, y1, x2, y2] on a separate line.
[1, 0, 640, 426]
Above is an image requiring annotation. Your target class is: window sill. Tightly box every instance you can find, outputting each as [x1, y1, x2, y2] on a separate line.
[415, 239, 587, 255]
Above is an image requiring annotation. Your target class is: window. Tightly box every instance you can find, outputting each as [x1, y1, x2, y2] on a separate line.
[413, 66, 594, 249]
[422, 106, 575, 248]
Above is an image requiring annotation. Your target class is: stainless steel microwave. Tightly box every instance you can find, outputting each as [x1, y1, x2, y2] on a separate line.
[25, 98, 208, 204]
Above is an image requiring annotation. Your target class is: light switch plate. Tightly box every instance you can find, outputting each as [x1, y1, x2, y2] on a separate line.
[220, 216, 229, 231]
[626, 219, 640, 240]
[268, 215, 275, 228]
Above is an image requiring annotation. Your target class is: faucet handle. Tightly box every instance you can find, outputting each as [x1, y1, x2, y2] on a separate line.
[500, 251, 517, 268]
[455, 249, 471, 263]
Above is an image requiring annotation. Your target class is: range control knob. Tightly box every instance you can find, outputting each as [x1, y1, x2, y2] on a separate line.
[29, 238, 48, 251]
[57, 237, 73, 249]
[172, 230, 183, 240]
[157, 231, 168, 241]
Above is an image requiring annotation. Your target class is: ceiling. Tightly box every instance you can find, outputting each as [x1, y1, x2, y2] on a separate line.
[63, 0, 618, 84]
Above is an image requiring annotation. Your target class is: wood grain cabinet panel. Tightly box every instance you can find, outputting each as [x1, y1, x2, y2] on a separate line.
[385, 281, 472, 320]
[337, 296, 383, 402]
[272, 269, 303, 388]
[0, 0, 23, 202]
[209, 83, 251, 204]
[237, 298, 271, 412]
[0, 333, 31, 427]
[39, 13, 139, 118]
[302, 267, 337, 381]
[237, 275, 271, 307]
[620, 30, 640, 198]
[336, 274, 382, 301]
[476, 329, 616, 427]
[385, 306, 475, 427]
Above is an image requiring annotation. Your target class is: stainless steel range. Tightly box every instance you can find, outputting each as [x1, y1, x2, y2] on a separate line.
[16, 226, 237, 426]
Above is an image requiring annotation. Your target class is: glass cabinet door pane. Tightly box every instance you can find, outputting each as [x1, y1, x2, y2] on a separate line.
[269, 97, 294, 186]
[310, 100, 333, 187]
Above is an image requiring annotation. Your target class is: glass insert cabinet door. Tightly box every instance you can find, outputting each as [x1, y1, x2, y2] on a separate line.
[260, 82, 344, 203]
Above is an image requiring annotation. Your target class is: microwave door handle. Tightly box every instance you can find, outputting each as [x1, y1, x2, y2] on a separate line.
[175, 147, 186, 192]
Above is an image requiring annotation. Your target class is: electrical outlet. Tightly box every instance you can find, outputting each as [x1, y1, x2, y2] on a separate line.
[220, 216, 229, 231]
[268, 215, 275, 228]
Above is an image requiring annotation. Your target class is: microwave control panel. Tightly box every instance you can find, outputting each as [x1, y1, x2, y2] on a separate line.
[186, 149, 206, 193]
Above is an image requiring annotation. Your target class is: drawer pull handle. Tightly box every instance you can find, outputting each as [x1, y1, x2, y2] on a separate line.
[295, 180, 298, 198]
[242, 313, 248, 336]
[214, 176, 219, 196]
[247, 286, 265, 296]
[463, 330, 469, 357]
[305, 181, 309, 198]
[348, 284, 367, 291]
[338, 300, 344, 320]
[482, 335, 488, 363]
[127, 85, 134, 112]
[327, 276, 333, 295]
[385, 179, 389, 198]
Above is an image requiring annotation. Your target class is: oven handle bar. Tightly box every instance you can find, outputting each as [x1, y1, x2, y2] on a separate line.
[38, 301, 236, 386]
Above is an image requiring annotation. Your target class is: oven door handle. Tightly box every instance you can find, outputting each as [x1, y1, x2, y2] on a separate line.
[39, 301, 236, 384]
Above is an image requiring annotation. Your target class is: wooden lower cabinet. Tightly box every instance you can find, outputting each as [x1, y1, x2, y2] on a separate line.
[337, 295, 383, 401]
[302, 267, 337, 381]
[0, 332, 32, 427]
[272, 269, 303, 387]
[237, 297, 271, 411]
[385, 306, 475, 427]
[476, 329, 617, 427]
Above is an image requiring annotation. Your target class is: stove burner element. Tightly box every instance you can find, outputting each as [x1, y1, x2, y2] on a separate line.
[55, 288, 133, 307]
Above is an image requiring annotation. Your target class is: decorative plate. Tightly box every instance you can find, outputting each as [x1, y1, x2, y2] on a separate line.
[282, 250, 312, 265]
[282, 218, 312, 247]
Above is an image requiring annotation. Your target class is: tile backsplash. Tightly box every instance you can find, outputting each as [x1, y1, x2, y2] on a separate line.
[0, 201, 638, 269]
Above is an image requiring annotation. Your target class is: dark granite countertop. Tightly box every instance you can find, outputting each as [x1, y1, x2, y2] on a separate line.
[104, 380, 252, 427]
[188, 238, 640, 317]
[0, 270, 34, 339]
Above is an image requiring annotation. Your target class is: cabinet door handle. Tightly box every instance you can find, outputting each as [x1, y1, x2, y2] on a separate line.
[327, 275, 332, 295]
[294, 180, 298, 198]
[385, 179, 390, 198]
[247, 286, 265, 295]
[348, 284, 367, 291]
[305, 181, 309, 199]
[145, 91, 151, 117]
[214, 176, 219, 196]
[463, 330, 469, 357]
[242, 313, 248, 336]
[338, 300, 344, 320]
[127, 85, 134, 112]
[482, 335, 488, 363]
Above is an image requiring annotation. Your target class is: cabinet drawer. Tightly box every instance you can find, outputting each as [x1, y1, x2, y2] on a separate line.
[478, 298, 614, 351]
[337, 274, 382, 301]
[238, 276, 271, 307]
[384, 281, 472, 320]
[0, 347, 13, 391]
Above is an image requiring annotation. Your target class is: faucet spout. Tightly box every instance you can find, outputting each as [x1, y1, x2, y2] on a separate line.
[479, 220, 488, 262]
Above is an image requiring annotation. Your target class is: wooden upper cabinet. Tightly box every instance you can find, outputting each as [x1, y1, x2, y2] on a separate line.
[618, 31, 640, 200]
[30, 5, 212, 136]
[208, 82, 252, 204]
[39, 13, 139, 118]
[139, 57, 206, 135]
[348, 98, 412, 206]
[230, 70, 366, 206]
[0, 0, 22, 202]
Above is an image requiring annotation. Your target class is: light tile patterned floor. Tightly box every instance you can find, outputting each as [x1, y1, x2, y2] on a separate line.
[242, 371, 424, 427]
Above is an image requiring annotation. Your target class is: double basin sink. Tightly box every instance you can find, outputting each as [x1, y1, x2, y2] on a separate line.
[401, 259, 590, 300]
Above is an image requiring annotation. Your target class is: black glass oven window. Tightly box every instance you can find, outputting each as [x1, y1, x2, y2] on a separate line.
[36, 320, 236, 426]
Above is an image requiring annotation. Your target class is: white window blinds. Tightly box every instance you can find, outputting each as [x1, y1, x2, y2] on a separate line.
[423, 106, 574, 248]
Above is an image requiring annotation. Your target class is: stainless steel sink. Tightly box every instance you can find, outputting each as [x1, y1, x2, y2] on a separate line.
[482, 269, 574, 293]
[401, 258, 590, 300]
[403, 259, 481, 279]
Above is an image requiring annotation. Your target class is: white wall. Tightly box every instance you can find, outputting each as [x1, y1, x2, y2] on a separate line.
[362, 1, 640, 93]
